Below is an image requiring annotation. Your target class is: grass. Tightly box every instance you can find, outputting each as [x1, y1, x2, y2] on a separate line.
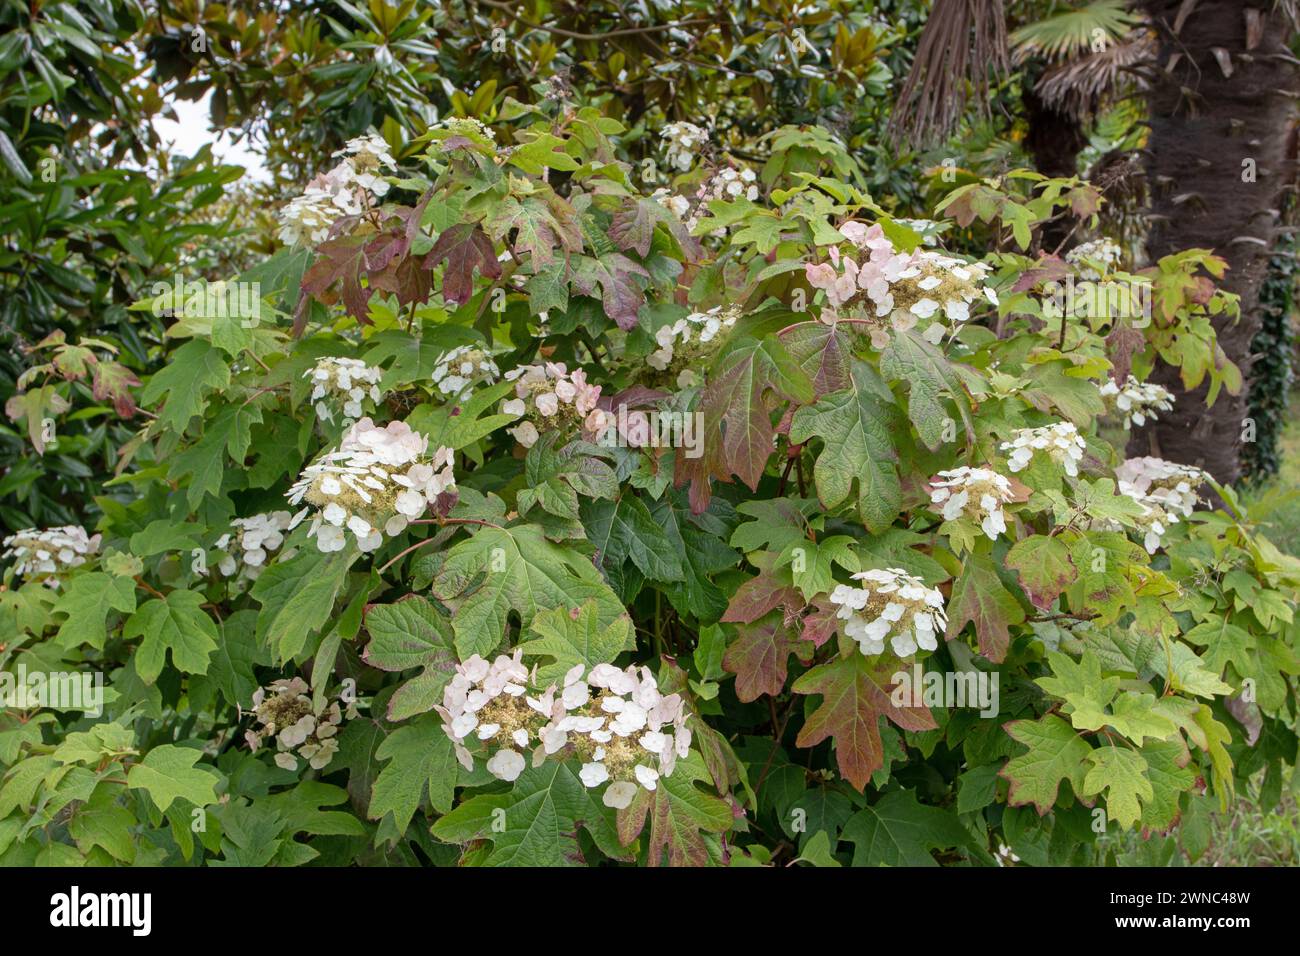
[1240, 390, 1300, 556]
[1195, 789, 1300, 867]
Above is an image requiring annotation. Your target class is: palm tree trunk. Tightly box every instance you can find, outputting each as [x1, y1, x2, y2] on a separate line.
[1022, 84, 1088, 250]
[1130, 0, 1297, 483]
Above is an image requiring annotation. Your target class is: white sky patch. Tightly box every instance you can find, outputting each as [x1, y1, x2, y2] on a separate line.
[152, 90, 270, 183]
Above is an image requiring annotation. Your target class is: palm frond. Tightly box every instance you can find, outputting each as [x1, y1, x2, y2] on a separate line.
[1035, 27, 1156, 118]
[890, 0, 1010, 148]
[1011, 0, 1140, 64]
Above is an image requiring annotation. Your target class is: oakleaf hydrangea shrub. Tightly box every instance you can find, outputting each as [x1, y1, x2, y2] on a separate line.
[2, 111, 1296, 869]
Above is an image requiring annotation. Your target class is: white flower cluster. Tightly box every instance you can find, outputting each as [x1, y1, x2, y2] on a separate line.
[277, 133, 396, 246]
[929, 467, 1014, 540]
[2, 526, 100, 584]
[661, 121, 707, 172]
[805, 222, 997, 347]
[1099, 376, 1174, 429]
[286, 418, 455, 553]
[306, 356, 385, 424]
[647, 305, 739, 388]
[658, 163, 761, 234]
[432, 345, 500, 401]
[829, 568, 949, 658]
[1118, 492, 1182, 554]
[1116, 456, 1207, 519]
[214, 511, 294, 585]
[501, 362, 609, 449]
[651, 187, 691, 221]
[436, 652, 691, 810]
[245, 677, 360, 771]
[1000, 421, 1087, 477]
[1065, 238, 1123, 279]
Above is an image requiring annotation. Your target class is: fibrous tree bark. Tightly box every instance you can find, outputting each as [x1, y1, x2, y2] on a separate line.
[1132, 0, 1297, 483]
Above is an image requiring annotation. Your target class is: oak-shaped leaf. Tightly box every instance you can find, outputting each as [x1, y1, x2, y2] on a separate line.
[616, 751, 733, 867]
[251, 546, 359, 663]
[788, 362, 902, 534]
[721, 554, 801, 626]
[879, 328, 976, 451]
[840, 789, 970, 866]
[484, 192, 582, 270]
[1005, 534, 1077, 611]
[609, 195, 702, 260]
[518, 601, 637, 686]
[123, 589, 218, 684]
[1080, 746, 1153, 830]
[423, 222, 503, 307]
[570, 253, 650, 330]
[999, 714, 1092, 815]
[944, 551, 1026, 663]
[675, 336, 814, 512]
[90, 360, 141, 417]
[434, 761, 630, 866]
[777, 321, 855, 398]
[369, 714, 459, 832]
[722, 613, 809, 702]
[363, 596, 458, 721]
[792, 651, 936, 791]
[581, 491, 685, 588]
[431, 524, 629, 659]
[126, 745, 219, 813]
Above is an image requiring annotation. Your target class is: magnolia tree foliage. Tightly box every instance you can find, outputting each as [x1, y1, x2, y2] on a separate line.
[1, 106, 1297, 868]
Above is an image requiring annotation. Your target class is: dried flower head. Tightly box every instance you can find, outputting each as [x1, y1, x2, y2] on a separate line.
[245, 677, 362, 771]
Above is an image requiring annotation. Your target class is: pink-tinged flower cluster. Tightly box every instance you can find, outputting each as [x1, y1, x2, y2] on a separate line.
[655, 162, 760, 234]
[286, 418, 455, 552]
[1089, 458, 1208, 554]
[245, 676, 362, 771]
[436, 653, 692, 809]
[500, 362, 609, 448]
[1116, 457, 1208, 519]
[805, 222, 997, 347]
